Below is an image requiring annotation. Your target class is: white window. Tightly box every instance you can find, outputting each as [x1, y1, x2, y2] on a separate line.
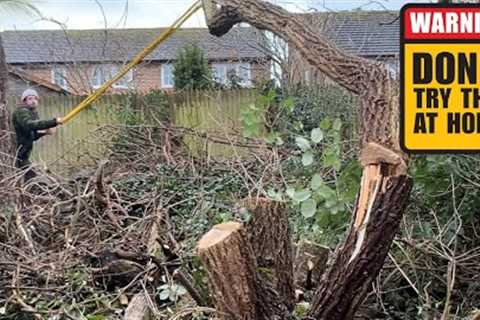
[161, 64, 174, 88]
[212, 63, 228, 84]
[91, 64, 133, 89]
[111, 65, 133, 88]
[237, 63, 252, 86]
[52, 66, 68, 90]
[211, 62, 251, 87]
[92, 66, 105, 88]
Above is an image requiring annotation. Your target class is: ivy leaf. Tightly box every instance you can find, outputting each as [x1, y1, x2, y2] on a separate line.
[311, 174, 323, 190]
[332, 202, 344, 214]
[286, 186, 295, 199]
[324, 197, 337, 209]
[295, 137, 311, 151]
[323, 149, 340, 169]
[302, 151, 314, 166]
[316, 184, 336, 199]
[310, 128, 324, 143]
[267, 188, 283, 201]
[159, 289, 170, 300]
[320, 118, 331, 130]
[275, 137, 284, 146]
[178, 285, 188, 295]
[281, 96, 295, 113]
[293, 189, 311, 202]
[301, 199, 317, 218]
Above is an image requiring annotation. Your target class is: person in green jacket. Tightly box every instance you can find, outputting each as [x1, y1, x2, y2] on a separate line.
[12, 89, 61, 181]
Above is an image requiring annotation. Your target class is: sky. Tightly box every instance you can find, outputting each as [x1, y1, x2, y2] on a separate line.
[0, 0, 434, 31]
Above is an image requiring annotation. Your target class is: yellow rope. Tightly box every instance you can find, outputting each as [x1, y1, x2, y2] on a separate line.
[60, 0, 202, 124]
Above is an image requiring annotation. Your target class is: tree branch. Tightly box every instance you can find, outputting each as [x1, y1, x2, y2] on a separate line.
[205, 0, 383, 95]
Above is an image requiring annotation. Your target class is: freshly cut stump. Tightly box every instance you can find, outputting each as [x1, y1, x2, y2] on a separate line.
[197, 222, 258, 320]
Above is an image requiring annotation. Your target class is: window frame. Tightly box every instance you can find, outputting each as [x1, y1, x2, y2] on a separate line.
[91, 63, 133, 89]
[211, 63, 228, 85]
[211, 62, 252, 87]
[52, 65, 68, 90]
[161, 63, 175, 89]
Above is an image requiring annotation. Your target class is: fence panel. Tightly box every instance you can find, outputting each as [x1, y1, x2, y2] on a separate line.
[171, 89, 257, 158]
[7, 89, 257, 172]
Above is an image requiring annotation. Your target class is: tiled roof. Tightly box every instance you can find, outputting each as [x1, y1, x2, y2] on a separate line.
[298, 11, 399, 57]
[2, 27, 267, 64]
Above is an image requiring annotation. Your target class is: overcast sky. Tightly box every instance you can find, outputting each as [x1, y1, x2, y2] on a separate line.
[0, 0, 433, 31]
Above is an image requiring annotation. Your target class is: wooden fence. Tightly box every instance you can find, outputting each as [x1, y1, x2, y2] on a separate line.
[8, 89, 257, 172]
[170, 89, 257, 158]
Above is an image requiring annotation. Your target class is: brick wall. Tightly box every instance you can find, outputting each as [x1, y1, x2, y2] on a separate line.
[11, 59, 271, 95]
[133, 62, 162, 93]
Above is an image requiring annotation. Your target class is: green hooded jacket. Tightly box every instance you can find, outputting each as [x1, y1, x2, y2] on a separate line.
[12, 105, 58, 167]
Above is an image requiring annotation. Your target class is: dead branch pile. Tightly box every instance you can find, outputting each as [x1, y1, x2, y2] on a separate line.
[0, 123, 274, 319]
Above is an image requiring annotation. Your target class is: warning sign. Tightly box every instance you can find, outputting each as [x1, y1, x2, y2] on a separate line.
[401, 4, 480, 152]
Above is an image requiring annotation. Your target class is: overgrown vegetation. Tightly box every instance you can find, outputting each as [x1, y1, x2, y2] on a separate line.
[1, 85, 479, 319]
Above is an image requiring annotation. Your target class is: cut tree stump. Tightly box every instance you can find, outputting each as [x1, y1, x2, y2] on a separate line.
[197, 222, 259, 320]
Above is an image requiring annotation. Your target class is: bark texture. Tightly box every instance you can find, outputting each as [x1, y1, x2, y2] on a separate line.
[308, 169, 413, 319]
[0, 34, 13, 179]
[197, 221, 289, 320]
[200, 1, 414, 319]
[293, 240, 330, 290]
[197, 222, 259, 320]
[241, 197, 295, 311]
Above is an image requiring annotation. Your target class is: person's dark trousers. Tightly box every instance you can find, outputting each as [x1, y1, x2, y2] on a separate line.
[15, 156, 36, 182]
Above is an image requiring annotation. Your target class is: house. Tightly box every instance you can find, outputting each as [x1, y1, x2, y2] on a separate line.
[288, 11, 399, 86]
[8, 68, 70, 98]
[2, 27, 270, 95]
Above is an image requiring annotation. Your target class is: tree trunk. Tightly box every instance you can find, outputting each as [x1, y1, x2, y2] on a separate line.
[0, 34, 13, 179]
[197, 222, 261, 320]
[308, 168, 412, 319]
[199, 1, 414, 319]
[241, 197, 295, 311]
[197, 221, 288, 320]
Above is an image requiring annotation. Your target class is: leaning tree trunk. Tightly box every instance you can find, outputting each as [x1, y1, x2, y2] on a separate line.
[0, 34, 13, 179]
[198, 0, 414, 319]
